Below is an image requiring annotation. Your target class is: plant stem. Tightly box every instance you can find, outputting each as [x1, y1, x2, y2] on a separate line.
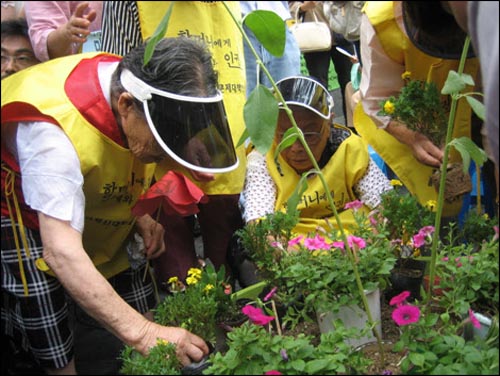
[426, 37, 471, 300]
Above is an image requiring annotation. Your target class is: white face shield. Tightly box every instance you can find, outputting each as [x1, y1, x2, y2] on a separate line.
[275, 76, 334, 120]
[120, 69, 238, 173]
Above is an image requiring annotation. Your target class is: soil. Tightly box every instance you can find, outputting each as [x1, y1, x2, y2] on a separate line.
[281, 292, 406, 375]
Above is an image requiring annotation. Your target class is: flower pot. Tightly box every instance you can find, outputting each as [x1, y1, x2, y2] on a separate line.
[388, 259, 426, 301]
[463, 312, 498, 341]
[316, 288, 381, 348]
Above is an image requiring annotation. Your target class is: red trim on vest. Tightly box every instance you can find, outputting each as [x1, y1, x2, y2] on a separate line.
[1, 54, 124, 228]
[65, 55, 125, 146]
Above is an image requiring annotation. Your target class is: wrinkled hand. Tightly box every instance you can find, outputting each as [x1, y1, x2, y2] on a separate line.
[63, 1, 97, 44]
[386, 121, 443, 167]
[138, 321, 210, 367]
[135, 214, 165, 259]
[409, 132, 444, 167]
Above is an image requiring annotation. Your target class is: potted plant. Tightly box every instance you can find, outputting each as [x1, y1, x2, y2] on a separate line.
[205, 303, 372, 375]
[377, 180, 436, 300]
[389, 288, 499, 374]
[377, 71, 474, 204]
[236, 201, 397, 348]
[119, 263, 245, 374]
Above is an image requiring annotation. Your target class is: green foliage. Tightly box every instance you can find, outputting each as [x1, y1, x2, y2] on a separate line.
[153, 264, 235, 344]
[459, 211, 498, 245]
[379, 183, 436, 245]
[120, 340, 181, 375]
[432, 232, 499, 316]
[235, 210, 299, 280]
[393, 308, 499, 375]
[237, 209, 397, 325]
[378, 74, 448, 146]
[204, 320, 371, 375]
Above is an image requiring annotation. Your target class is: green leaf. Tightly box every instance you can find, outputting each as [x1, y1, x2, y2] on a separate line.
[276, 128, 299, 154]
[243, 10, 286, 57]
[465, 96, 485, 120]
[441, 71, 466, 95]
[243, 84, 279, 154]
[448, 136, 488, 172]
[236, 128, 250, 149]
[409, 352, 425, 367]
[460, 73, 475, 86]
[287, 178, 308, 218]
[143, 3, 174, 66]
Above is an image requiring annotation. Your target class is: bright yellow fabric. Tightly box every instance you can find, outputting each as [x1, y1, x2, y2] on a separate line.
[355, 1, 479, 216]
[267, 125, 370, 235]
[1, 54, 156, 278]
[137, 1, 247, 194]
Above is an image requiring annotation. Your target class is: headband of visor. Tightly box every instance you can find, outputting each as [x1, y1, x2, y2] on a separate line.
[274, 76, 334, 120]
[120, 69, 238, 173]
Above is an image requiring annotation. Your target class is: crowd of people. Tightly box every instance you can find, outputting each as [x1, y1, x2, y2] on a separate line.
[1, 1, 498, 374]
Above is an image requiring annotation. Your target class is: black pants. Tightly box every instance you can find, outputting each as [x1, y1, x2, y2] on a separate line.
[303, 40, 355, 120]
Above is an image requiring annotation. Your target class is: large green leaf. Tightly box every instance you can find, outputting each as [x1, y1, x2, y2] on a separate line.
[243, 84, 279, 154]
[441, 71, 476, 95]
[448, 136, 488, 173]
[242, 10, 286, 57]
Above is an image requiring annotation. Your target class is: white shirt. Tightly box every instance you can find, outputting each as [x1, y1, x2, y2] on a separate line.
[8, 61, 119, 232]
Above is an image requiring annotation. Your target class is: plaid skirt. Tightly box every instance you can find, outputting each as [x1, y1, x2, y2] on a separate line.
[1, 216, 157, 370]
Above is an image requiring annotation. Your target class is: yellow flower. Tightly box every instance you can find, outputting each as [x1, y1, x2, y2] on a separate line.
[390, 179, 403, 187]
[186, 276, 199, 285]
[401, 71, 412, 80]
[413, 248, 421, 257]
[425, 200, 437, 211]
[167, 276, 178, 284]
[383, 100, 395, 114]
[203, 283, 214, 293]
[187, 267, 202, 278]
[156, 338, 169, 346]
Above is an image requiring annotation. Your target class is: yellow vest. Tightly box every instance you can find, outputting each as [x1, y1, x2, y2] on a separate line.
[1, 53, 156, 278]
[354, 1, 479, 216]
[267, 125, 370, 235]
[137, 1, 247, 194]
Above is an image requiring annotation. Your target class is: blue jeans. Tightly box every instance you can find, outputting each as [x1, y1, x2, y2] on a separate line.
[243, 23, 302, 97]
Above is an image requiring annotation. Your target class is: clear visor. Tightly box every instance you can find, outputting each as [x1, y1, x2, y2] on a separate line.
[275, 76, 334, 119]
[121, 69, 238, 173]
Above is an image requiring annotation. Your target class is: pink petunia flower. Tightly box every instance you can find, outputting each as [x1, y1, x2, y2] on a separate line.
[392, 305, 421, 326]
[412, 232, 426, 248]
[468, 309, 481, 329]
[389, 291, 410, 306]
[304, 234, 332, 250]
[264, 371, 282, 375]
[419, 225, 435, 236]
[241, 305, 274, 326]
[331, 241, 345, 249]
[344, 199, 364, 211]
[287, 235, 303, 247]
[347, 235, 366, 249]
